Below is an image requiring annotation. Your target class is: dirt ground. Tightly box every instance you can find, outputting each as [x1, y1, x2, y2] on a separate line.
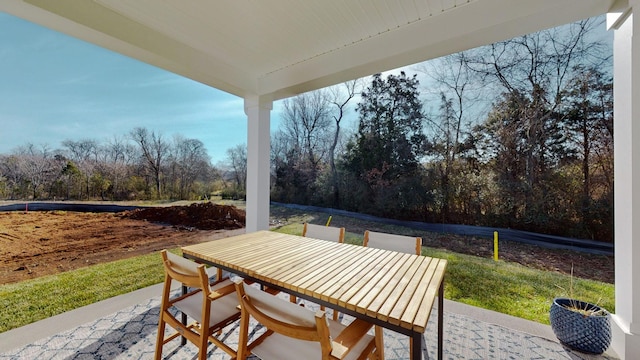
[0, 203, 246, 284]
[422, 232, 615, 284]
[0, 203, 614, 285]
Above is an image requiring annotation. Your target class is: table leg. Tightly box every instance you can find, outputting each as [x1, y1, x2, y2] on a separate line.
[438, 280, 444, 360]
[181, 284, 187, 346]
[421, 333, 429, 360]
[412, 332, 424, 360]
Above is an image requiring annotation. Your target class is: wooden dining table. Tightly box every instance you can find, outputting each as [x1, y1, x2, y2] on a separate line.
[181, 230, 447, 360]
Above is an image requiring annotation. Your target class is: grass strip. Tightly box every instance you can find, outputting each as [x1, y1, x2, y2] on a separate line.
[0, 250, 173, 333]
[422, 248, 614, 324]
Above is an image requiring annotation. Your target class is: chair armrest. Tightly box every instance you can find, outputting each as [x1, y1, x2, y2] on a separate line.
[330, 319, 374, 359]
[207, 282, 236, 300]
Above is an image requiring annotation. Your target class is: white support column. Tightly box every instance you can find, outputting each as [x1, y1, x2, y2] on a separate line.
[244, 95, 273, 232]
[609, 5, 640, 359]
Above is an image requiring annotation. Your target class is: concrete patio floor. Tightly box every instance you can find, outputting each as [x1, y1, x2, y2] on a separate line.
[0, 283, 620, 359]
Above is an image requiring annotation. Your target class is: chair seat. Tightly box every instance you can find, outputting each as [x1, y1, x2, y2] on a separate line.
[251, 318, 375, 360]
[173, 278, 239, 328]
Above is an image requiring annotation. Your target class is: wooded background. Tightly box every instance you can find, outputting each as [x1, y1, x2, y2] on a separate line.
[0, 19, 613, 242]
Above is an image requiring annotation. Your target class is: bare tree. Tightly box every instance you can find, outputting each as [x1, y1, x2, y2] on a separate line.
[281, 90, 332, 168]
[466, 18, 607, 220]
[327, 80, 360, 206]
[130, 127, 169, 198]
[13, 143, 55, 200]
[170, 135, 211, 199]
[226, 144, 247, 194]
[62, 139, 98, 199]
[0, 154, 22, 199]
[417, 53, 482, 221]
[103, 136, 136, 199]
[274, 90, 333, 203]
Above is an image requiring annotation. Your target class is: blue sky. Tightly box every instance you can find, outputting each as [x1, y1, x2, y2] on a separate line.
[0, 12, 611, 165]
[0, 12, 268, 164]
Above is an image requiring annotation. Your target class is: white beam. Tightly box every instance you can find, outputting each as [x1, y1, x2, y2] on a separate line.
[611, 5, 640, 358]
[244, 95, 272, 232]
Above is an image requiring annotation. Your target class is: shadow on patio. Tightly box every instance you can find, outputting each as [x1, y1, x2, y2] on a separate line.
[0, 283, 619, 360]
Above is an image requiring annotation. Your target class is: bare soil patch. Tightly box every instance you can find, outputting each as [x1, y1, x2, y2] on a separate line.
[1, 202, 613, 285]
[423, 232, 615, 284]
[0, 203, 246, 284]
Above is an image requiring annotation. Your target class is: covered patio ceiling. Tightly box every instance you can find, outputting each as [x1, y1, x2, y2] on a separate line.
[0, 0, 620, 101]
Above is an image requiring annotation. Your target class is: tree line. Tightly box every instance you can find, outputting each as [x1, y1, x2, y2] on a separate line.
[0, 127, 235, 201]
[270, 18, 613, 242]
[0, 18, 612, 242]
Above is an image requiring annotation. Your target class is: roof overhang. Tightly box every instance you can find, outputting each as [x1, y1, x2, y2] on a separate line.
[0, 0, 621, 101]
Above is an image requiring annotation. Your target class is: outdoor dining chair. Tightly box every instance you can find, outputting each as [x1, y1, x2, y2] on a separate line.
[363, 230, 422, 255]
[363, 230, 423, 358]
[155, 250, 241, 360]
[303, 222, 346, 243]
[297, 222, 346, 321]
[233, 278, 383, 360]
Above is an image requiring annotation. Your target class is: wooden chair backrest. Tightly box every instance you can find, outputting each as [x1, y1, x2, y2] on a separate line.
[158, 250, 242, 360]
[235, 280, 333, 358]
[363, 230, 422, 255]
[302, 223, 345, 243]
[162, 250, 209, 291]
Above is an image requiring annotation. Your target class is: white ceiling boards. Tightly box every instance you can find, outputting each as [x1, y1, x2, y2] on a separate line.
[1, 0, 617, 100]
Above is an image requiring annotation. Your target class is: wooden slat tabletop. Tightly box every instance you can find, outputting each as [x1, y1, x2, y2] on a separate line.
[182, 230, 447, 334]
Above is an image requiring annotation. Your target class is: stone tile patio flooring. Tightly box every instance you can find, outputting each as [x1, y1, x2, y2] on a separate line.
[0, 284, 619, 360]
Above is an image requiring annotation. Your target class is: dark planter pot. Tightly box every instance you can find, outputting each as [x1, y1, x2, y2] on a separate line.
[549, 298, 611, 354]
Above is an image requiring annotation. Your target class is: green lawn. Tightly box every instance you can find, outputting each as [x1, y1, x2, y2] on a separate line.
[0, 227, 614, 333]
[0, 250, 172, 333]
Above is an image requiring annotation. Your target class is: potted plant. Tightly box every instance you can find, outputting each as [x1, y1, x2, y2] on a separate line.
[549, 268, 611, 354]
